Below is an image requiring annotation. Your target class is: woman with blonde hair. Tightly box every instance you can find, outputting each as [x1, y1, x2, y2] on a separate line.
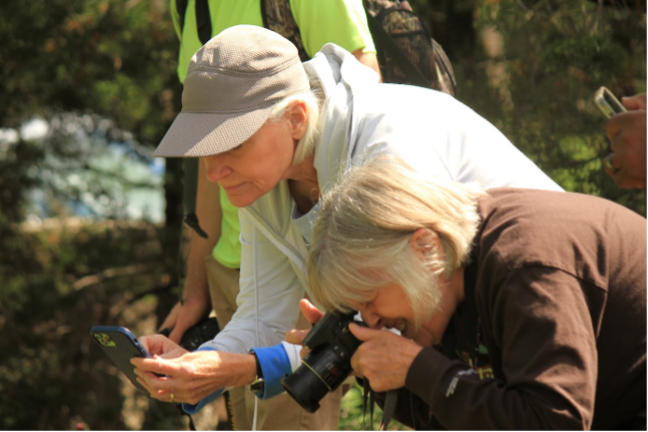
[304, 155, 647, 430]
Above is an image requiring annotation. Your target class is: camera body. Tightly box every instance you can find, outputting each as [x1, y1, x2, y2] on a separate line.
[281, 312, 365, 413]
[159, 317, 221, 351]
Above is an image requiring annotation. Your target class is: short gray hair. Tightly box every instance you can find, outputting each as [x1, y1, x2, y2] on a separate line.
[307, 155, 484, 326]
[268, 75, 324, 164]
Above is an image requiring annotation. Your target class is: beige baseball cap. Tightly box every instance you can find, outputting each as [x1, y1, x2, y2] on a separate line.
[154, 25, 310, 158]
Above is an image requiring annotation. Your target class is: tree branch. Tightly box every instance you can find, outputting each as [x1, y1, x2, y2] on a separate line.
[71, 264, 157, 292]
[108, 282, 175, 320]
[81, 164, 161, 189]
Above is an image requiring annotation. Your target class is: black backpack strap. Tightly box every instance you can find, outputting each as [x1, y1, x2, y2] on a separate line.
[177, 0, 212, 238]
[432, 38, 457, 96]
[175, 0, 212, 45]
[175, 0, 189, 32]
[261, 0, 310, 62]
[195, 0, 212, 45]
[365, 11, 429, 88]
[183, 159, 208, 239]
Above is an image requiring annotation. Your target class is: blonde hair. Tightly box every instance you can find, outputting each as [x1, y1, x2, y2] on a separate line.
[307, 155, 484, 326]
[268, 75, 325, 164]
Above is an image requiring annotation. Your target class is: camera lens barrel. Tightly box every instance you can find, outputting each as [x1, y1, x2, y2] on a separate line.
[281, 312, 365, 413]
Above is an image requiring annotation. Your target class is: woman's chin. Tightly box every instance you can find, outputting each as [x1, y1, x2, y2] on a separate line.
[225, 192, 258, 208]
[411, 328, 436, 347]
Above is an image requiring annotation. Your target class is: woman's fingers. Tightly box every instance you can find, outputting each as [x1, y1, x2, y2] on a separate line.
[138, 334, 178, 356]
[348, 322, 379, 341]
[157, 302, 181, 335]
[622, 93, 647, 111]
[135, 376, 155, 394]
[136, 377, 174, 401]
[131, 356, 181, 383]
[299, 299, 324, 325]
[299, 346, 311, 360]
[285, 328, 310, 345]
[145, 376, 175, 392]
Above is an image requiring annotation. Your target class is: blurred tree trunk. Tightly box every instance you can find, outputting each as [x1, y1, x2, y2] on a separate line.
[159, 76, 185, 325]
[479, 23, 513, 110]
[141, 73, 187, 431]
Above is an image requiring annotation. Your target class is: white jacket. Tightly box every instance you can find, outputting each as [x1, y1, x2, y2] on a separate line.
[201, 44, 563, 366]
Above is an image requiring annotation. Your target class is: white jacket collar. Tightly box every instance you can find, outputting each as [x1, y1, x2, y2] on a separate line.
[303, 44, 380, 194]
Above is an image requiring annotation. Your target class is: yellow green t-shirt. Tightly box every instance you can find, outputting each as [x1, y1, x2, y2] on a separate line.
[171, 0, 375, 267]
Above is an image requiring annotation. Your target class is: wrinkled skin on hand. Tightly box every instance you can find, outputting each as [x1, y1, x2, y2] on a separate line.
[131, 334, 255, 405]
[348, 324, 423, 392]
[285, 299, 423, 393]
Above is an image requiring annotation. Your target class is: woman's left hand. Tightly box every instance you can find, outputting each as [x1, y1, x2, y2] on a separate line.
[348, 323, 423, 392]
[131, 350, 255, 405]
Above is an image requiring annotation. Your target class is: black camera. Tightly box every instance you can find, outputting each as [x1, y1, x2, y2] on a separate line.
[160, 317, 221, 351]
[280, 312, 365, 413]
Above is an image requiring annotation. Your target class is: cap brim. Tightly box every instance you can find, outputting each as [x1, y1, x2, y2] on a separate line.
[154, 105, 275, 158]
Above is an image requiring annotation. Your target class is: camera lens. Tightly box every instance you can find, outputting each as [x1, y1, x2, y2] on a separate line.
[93, 333, 116, 347]
[281, 312, 364, 413]
[281, 342, 355, 413]
[281, 364, 329, 413]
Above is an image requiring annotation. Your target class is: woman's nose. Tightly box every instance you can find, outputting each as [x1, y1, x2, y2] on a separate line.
[359, 308, 382, 330]
[204, 155, 232, 183]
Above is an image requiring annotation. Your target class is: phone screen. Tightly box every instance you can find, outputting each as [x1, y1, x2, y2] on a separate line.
[603, 90, 626, 115]
[595, 87, 627, 118]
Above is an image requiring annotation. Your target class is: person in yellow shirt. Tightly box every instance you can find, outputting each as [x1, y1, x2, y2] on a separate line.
[160, 1, 379, 429]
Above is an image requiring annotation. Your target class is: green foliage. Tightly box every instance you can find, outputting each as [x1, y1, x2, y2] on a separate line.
[338, 384, 412, 430]
[464, 0, 646, 215]
[0, 0, 182, 227]
[414, 2, 645, 220]
[0, 139, 45, 222]
[0, 221, 175, 430]
[0, 0, 179, 132]
[0, 1, 184, 428]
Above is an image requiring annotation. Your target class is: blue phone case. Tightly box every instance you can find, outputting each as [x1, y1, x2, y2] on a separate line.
[90, 326, 151, 392]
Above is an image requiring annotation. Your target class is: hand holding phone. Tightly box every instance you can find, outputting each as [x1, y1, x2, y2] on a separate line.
[597, 90, 647, 189]
[595, 86, 628, 118]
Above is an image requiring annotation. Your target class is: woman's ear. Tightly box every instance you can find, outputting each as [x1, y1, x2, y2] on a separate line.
[410, 228, 443, 260]
[288, 101, 308, 140]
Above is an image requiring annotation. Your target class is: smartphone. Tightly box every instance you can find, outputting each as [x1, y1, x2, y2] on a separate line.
[595, 86, 627, 118]
[90, 326, 151, 392]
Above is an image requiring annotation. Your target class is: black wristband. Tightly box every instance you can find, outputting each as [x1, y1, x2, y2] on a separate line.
[250, 350, 263, 378]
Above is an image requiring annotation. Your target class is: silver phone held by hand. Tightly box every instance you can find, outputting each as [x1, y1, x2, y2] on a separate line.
[595, 86, 627, 118]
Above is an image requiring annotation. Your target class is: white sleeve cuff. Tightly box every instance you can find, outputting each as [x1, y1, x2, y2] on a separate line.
[280, 341, 303, 372]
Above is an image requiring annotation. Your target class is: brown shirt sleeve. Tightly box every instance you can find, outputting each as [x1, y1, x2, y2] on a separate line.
[405, 267, 598, 430]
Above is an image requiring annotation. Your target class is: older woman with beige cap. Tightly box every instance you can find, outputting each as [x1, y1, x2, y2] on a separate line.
[131, 24, 562, 413]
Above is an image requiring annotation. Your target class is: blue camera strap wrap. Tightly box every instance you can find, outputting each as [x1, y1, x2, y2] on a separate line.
[181, 347, 224, 414]
[252, 343, 293, 400]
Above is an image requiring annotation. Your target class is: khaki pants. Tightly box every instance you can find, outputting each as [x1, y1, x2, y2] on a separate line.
[205, 255, 342, 430]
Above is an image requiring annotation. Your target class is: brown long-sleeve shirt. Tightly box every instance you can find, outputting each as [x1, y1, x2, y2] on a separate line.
[398, 189, 646, 430]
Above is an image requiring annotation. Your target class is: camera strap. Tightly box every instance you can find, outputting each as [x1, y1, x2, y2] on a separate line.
[172, 403, 197, 431]
[362, 379, 375, 430]
[379, 390, 398, 430]
[361, 379, 398, 430]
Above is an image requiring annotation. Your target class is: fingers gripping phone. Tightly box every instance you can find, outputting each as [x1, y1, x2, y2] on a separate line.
[90, 326, 151, 392]
[595, 86, 627, 118]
